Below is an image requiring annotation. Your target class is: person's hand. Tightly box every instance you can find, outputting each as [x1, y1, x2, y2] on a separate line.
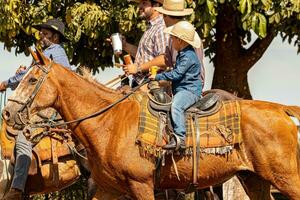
[106, 35, 127, 47]
[149, 74, 156, 80]
[15, 65, 26, 75]
[0, 82, 7, 92]
[123, 64, 138, 75]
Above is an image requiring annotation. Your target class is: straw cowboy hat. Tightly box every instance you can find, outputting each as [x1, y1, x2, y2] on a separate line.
[154, 0, 193, 16]
[33, 18, 67, 41]
[164, 21, 200, 48]
[129, 0, 164, 4]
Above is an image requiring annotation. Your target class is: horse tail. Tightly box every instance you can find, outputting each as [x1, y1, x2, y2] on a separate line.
[283, 105, 300, 175]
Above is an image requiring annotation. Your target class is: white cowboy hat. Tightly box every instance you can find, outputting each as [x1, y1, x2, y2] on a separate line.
[154, 0, 193, 16]
[164, 21, 200, 48]
[129, 0, 164, 4]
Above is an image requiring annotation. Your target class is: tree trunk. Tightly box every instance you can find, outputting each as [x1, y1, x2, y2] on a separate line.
[212, 3, 276, 99]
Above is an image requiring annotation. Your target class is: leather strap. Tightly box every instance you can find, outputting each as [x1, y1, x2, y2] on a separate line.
[157, 112, 166, 146]
[195, 115, 201, 181]
[51, 138, 59, 186]
[190, 116, 198, 185]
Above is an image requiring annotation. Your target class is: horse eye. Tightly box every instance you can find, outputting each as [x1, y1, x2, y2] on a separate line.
[29, 77, 38, 84]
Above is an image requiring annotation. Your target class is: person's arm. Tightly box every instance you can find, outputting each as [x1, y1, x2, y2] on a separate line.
[2, 68, 29, 90]
[155, 57, 190, 82]
[123, 54, 167, 75]
[123, 41, 138, 58]
[140, 54, 168, 71]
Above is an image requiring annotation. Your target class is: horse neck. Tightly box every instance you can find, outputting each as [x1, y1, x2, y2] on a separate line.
[52, 64, 121, 127]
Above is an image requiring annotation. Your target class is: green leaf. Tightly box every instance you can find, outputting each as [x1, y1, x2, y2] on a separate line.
[242, 21, 248, 30]
[291, 0, 300, 12]
[258, 13, 267, 38]
[246, 0, 252, 14]
[274, 13, 280, 23]
[206, 0, 216, 16]
[74, 27, 81, 42]
[251, 13, 259, 34]
[239, 0, 247, 14]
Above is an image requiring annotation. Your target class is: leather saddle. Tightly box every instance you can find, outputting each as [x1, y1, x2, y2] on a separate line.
[0, 108, 84, 179]
[148, 92, 222, 118]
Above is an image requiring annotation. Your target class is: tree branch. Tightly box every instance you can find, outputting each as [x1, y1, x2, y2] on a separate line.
[242, 30, 276, 71]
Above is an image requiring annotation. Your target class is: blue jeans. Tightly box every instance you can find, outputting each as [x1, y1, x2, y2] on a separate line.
[171, 90, 200, 139]
[12, 133, 32, 191]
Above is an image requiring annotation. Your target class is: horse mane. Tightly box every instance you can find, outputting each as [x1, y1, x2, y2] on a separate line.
[78, 67, 122, 96]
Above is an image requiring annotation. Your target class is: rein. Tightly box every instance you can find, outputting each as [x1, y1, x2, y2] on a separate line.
[33, 79, 149, 128]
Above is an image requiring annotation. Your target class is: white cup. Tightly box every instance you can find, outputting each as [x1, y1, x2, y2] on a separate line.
[111, 33, 122, 56]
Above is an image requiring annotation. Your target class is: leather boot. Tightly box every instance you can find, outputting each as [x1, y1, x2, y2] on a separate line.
[2, 188, 22, 200]
[163, 137, 185, 150]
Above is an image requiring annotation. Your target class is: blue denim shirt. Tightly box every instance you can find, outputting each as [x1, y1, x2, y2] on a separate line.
[4, 44, 70, 90]
[155, 45, 202, 96]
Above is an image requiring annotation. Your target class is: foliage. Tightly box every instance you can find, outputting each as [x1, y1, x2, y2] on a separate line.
[0, 0, 299, 78]
[0, 0, 144, 73]
[191, 0, 300, 59]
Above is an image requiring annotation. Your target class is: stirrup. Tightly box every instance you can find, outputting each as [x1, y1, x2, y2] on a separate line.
[170, 134, 181, 151]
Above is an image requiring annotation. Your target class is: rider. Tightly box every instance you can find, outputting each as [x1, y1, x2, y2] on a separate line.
[121, 0, 168, 90]
[0, 18, 71, 200]
[150, 21, 202, 149]
[123, 0, 205, 92]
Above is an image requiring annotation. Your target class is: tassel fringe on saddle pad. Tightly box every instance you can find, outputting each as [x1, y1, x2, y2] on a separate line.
[134, 94, 242, 157]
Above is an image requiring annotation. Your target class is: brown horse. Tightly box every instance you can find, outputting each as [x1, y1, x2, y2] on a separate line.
[2, 50, 300, 200]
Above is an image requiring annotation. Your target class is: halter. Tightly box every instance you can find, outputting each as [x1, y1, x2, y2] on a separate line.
[7, 62, 52, 126]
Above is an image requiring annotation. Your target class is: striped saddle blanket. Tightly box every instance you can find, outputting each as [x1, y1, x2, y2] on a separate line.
[134, 94, 242, 156]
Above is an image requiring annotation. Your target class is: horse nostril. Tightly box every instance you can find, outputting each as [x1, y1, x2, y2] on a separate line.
[2, 110, 11, 121]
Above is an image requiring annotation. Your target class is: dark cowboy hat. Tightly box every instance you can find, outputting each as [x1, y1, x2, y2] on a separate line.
[33, 18, 67, 42]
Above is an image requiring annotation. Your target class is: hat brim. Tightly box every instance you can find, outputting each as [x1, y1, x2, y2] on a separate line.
[33, 24, 67, 42]
[154, 7, 193, 16]
[164, 25, 201, 49]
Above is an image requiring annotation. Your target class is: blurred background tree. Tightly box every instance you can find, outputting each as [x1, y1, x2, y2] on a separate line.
[0, 0, 299, 96]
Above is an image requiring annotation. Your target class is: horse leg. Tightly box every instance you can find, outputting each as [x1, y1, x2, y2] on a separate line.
[87, 177, 98, 200]
[237, 171, 271, 200]
[92, 187, 128, 200]
[128, 180, 154, 200]
[269, 173, 300, 200]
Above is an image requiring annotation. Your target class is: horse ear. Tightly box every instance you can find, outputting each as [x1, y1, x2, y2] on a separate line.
[35, 48, 50, 66]
[28, 48, 40, 63]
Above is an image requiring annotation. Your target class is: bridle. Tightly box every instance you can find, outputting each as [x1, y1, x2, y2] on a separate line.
[7, 62, 52, 126]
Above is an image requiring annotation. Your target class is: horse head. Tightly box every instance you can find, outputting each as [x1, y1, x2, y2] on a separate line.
[2, 49, 58, 130]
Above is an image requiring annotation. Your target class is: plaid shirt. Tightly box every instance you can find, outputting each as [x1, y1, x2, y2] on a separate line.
[165, 38, 205, 92]
[133, 15, 167, 84]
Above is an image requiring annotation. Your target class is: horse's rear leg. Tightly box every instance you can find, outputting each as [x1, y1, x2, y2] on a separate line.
[129, 180, 154, 200]
[237, 171, 272, 200]
[271, 174, 300, 200]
